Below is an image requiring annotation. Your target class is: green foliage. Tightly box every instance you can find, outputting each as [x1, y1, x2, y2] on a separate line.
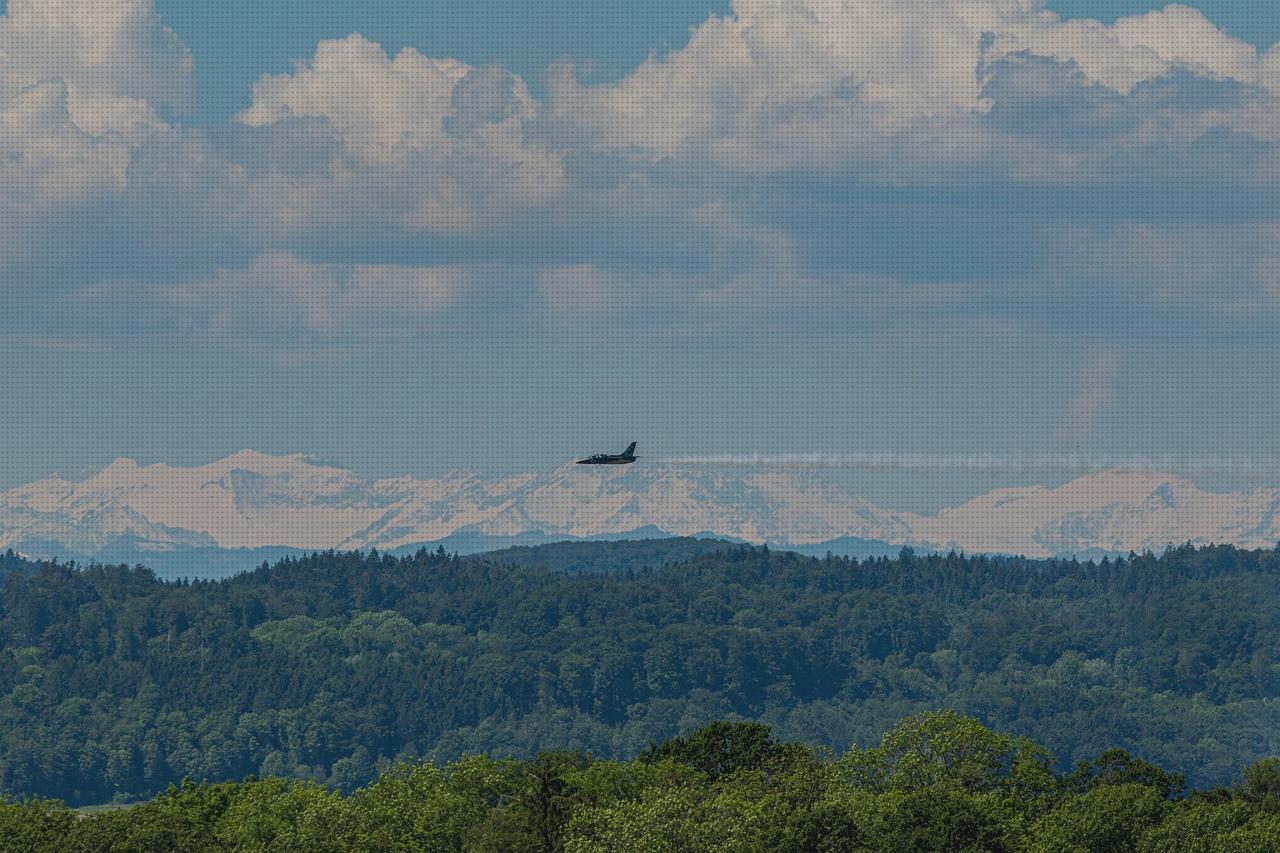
[852, 786, 1015, 852]
[838, 710, 1055, 799]
[641, 721, 800, 780]
[1138, 799, 1280, 853]
[1243, 757, 1280, 810]
[488, 537, 741, 574]
[1026, 784, 1169, 852]
[0, 796, 75, 853]
[0, 717, 1275, 852]
[0, 542, 1277, 806]
[1068, 748, 1186, 800]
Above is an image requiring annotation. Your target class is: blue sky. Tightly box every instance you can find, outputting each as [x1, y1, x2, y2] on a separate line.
[147, 1, 1280, 124]
[2, 0, 1279, 509]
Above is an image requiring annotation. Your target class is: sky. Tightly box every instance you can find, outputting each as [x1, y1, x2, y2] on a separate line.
[2, 0, 1280, 510]
[150, 1, 1280, 125]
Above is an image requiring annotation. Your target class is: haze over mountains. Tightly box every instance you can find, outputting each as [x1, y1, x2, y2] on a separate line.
[2, 451, 1279, 575]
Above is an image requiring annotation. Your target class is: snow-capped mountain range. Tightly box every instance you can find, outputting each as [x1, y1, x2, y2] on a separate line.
[3, 450, 1279, 575]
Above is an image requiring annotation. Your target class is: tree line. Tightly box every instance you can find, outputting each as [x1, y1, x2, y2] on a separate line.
[0, 540, 1276, 805]
[2, 713, 1277, 851]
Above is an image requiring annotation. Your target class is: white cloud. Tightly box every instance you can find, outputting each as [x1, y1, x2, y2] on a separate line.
[548, 0, 1004, 159]
[236, 35, 564, 234]
[0, 82, 132, 203]
[2, 0, 1279, 352]
[1264, 44, 1280, 92]
[238, 35, 472, 163]
[0, 0, 193, 132]
[163, 253, 469, 339]
[0, 0, 191, 277]
[1106, 5, 1258, 85]
[550, 0, 1278, 171]
[48, 252, 489, 346]
[997, 4, 1262, 95]
[65, 88, 169, 143]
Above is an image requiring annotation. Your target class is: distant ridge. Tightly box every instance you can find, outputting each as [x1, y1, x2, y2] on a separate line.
[3, 451, 1279, 576]
[484, 537, 745, 574]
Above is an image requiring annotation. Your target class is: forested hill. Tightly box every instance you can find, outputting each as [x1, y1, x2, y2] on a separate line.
[483, 536, 742, 573]
[0, 542, 1276, 805]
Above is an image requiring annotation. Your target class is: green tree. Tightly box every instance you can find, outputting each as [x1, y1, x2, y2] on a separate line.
[1028, 783, 1168, 852]
[837, 710, 1054, 798]
[1069, 748, 1186, 800]
[642, 721, 803, 781]
[0, 797, 75, 853]
[1242, 757, 1280, 810]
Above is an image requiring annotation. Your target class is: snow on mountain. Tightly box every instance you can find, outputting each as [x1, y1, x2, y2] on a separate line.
[907, 471, 1280, 557]
[2, 452, 1279, 565]
[507, 464, 913, 546]
[0, 452, 383, 553]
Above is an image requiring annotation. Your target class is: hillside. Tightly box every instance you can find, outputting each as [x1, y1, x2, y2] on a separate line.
[0, 541, 1275, 805]
[483, 536, 742, 573]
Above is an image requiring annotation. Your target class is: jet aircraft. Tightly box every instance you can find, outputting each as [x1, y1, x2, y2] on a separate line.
[576, 442, 638, 465]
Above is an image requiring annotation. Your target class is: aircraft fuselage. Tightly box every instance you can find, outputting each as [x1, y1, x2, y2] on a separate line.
[576, 442, 638, 465]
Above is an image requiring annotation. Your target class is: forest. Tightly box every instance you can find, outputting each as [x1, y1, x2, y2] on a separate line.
[0, 540, 1275, 807]
[2, 714, 1277, 851]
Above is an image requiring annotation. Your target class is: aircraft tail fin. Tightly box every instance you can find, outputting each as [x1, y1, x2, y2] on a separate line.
[624, 442, 637, 458]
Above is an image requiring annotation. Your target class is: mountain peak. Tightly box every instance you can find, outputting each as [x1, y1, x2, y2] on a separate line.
[209, 449, 311, 471]
[221, 448, 284, 465]
[2, 456, 1278, 565]
[101, 457, 142, 473]
[194, 450, 365, 482]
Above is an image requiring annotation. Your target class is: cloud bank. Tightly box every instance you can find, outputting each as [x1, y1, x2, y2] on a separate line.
[3, 1, 1276, 311]
[3, 0, 1279, 481]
